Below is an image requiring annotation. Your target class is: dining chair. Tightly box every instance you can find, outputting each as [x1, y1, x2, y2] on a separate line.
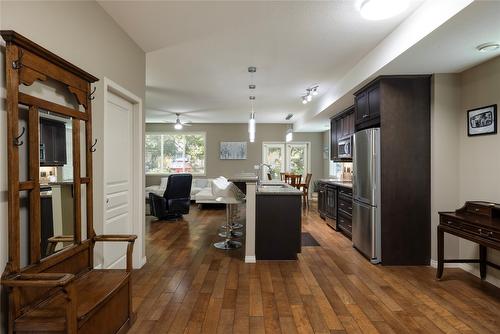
[298, 173, 312, 207]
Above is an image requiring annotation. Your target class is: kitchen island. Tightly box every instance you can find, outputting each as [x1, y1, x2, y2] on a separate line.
[255, 181, 303, 260]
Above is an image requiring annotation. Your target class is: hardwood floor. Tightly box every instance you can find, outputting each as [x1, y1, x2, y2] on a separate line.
[129, 204, 500, 333]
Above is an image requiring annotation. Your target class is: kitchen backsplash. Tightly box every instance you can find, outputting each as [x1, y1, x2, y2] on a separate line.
[331, 162, 353, 181]
[40, 166, 57, 184]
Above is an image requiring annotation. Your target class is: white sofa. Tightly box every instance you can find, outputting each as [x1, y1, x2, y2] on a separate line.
[145, 177, 213, 200]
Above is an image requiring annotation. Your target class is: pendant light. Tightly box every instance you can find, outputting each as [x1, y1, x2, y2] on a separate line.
[249, 96, 256, 143]
[248, 67, 257, 143]
[285, 125, 293, 142]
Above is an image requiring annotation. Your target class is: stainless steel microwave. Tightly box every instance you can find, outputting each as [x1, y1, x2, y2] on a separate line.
[338, 136, 352, 159]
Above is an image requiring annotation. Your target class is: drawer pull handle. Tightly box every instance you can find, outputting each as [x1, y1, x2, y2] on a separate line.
[474, 208, 480, 212]
[348, 207, 352, 210]
[363, 114, 369, 118]
[478, 229, 493, 237]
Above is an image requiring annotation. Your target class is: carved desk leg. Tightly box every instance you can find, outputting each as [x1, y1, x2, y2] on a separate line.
[437, 225, 444, 279]
[479, 245, 487, 279]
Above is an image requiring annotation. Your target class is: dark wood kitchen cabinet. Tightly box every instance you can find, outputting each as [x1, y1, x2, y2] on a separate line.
[330, 106, 355, 161]
[40, 118, 67, 166]
[337, 186, 353, 239]
[318, 181, 338, 230]
[353, 75, 431, 265]
[256, 193, 302, 260]
[355, 83, 380, 130]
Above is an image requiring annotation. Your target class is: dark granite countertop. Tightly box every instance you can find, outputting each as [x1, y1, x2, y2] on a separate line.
[48, 181, 74, 186]
[318, 179, 353, 189]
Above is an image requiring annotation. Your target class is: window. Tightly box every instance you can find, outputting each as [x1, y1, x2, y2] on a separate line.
[262, 142, 310, 179]
[145, 132, 206, 175]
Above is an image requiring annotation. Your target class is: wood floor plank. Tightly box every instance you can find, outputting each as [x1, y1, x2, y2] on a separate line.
[129, 205, 500, 334]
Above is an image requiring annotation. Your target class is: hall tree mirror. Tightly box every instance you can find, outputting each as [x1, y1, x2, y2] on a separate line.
[15, 75, 90, 267]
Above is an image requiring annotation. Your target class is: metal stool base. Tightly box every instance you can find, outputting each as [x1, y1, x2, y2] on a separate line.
[220, 223, 243, 230]
[214, 240, 242, 250]
[218, 230, 243, 238]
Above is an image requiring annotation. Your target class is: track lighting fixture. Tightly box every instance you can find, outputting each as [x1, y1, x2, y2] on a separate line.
[300, 85, 319, 104]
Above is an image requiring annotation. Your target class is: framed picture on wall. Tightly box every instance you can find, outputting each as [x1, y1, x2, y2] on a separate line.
[220, 141, 247, 160]
[467, 104, 497, 136]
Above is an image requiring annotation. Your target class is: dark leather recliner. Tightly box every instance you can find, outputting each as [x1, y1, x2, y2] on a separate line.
[149, 173, 193, 220]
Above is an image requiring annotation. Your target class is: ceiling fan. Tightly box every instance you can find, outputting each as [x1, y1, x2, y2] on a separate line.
[165, 113, 192, 130]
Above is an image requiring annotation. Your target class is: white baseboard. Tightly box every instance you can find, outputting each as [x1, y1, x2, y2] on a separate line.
[245, 256, 256, 263]
[430, 259, 500, 288]
[429, 259, 462, 268]
[93, 264, 103, 269]
[136, 256, 147, 269]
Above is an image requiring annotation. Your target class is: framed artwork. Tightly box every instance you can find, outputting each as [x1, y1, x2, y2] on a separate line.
[220, 141, 247, 160]
[467, 104, 497, 136]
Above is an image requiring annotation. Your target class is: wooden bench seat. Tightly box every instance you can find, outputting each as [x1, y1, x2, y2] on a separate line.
[14, 270, 131, 333]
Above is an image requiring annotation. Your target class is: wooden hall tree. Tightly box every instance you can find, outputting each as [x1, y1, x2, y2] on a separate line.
[1, 30, 137, 333]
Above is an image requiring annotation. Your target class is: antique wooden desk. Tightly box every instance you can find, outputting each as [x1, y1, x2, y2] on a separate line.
[437, 201, 500, 279]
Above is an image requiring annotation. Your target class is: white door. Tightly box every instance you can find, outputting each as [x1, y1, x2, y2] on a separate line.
[103, 92, 134, 269]
[262, 143, 285, 180]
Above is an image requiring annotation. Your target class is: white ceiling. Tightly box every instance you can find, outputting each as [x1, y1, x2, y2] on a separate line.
[98, 0, 424, 124]
[298, 0, 500, 131]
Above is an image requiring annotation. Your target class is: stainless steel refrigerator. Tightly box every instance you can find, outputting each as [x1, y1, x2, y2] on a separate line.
[352, 128, 381, 264]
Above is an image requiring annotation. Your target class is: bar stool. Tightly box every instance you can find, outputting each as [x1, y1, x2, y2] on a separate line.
[214, 197, 244, 249]
[212, 177, 246, 250]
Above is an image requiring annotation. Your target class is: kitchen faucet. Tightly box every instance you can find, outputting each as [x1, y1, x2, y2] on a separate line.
[257, 163, 272, 186]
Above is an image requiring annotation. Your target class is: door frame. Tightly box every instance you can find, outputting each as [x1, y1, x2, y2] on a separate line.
[102, 77, 145, 269]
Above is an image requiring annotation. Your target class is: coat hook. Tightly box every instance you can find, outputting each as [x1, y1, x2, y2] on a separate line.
[13, 127, 26, 146]
[12, 50, 24, 70]
[90, 139, 98, 152]
[88, 86, 96, 101]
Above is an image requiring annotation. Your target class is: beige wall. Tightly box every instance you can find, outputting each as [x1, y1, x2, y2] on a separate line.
[0, 1, 146, 328]
[430, 74, 461, 261]
[146, 123, 324, 188]
[457, 56, 500, 286]
[430, 57, 500, 287]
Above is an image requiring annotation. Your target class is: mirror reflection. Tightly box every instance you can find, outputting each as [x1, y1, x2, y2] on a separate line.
[39, 110, 75, 258]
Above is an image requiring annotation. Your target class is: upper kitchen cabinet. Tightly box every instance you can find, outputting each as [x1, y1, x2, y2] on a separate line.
[330, 106, 354, 161]
[40, 117, 67, 166]
[354, 83, 380, 130]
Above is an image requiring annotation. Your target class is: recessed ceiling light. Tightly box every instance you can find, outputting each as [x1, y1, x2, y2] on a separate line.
[476, 42, 500, 53]
[358, 0, 409, 21]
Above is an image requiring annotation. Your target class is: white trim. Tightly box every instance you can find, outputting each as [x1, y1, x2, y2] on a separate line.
[429, 259, 462, 269]
[430, 259, 500, 288]
[103, 77, 145, 270]
[245, 256, 256, 263]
